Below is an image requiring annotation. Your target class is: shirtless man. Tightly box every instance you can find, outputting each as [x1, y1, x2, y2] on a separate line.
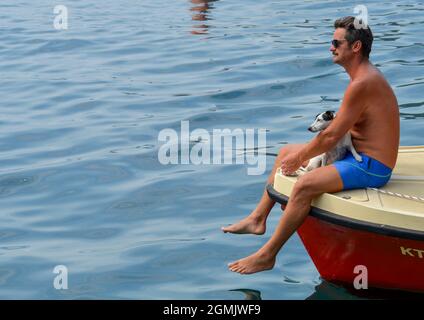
[222, 16, 400, 274]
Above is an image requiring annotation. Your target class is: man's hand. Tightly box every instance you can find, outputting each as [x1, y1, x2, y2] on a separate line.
[281, 152, 304, 176]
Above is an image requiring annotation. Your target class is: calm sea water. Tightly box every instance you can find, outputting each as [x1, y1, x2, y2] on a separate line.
[0, 0, 423, 299]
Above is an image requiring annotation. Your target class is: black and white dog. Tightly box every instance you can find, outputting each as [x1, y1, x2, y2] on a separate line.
[303, 110, 362, 172]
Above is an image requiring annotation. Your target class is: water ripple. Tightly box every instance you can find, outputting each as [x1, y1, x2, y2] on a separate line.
[0, 0, 422, 299]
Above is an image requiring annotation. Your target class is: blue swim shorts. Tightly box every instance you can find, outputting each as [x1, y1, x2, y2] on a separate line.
[333, 152, 393, 190]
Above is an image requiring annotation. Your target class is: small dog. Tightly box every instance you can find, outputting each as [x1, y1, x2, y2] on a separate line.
[304, 110, 362, 171]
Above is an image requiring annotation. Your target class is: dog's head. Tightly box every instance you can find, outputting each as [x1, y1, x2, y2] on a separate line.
[308, 110, 336, 132]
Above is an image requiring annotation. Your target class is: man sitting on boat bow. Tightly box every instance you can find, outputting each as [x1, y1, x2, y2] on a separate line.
[222, 16, 400, 274]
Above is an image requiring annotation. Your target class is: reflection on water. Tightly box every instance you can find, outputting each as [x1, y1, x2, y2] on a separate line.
[229, 289, 262, 300]
[190, 0, 218, 35]
[307, 280, 424, 300]
[228, 279, 424, 300]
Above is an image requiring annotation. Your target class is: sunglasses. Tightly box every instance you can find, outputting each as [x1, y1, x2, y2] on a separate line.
[331, 39, 347, 48]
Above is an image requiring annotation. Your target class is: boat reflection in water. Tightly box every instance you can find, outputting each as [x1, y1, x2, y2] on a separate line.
[230, 281, 424, 300]
[307, 280, 424, 300]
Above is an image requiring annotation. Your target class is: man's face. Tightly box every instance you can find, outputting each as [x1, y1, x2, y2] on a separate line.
[330, 28, 352, 65]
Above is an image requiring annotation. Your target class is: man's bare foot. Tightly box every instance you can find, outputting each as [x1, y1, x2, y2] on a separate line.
[221, 215, 266, 235]
[228, 251, 275, 274]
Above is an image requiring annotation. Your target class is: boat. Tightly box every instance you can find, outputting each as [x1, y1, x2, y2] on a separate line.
[267, 146, 424, 293]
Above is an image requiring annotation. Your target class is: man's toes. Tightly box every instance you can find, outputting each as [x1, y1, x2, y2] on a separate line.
[233, 261, 247, 272]
[230, 266, 239, 273]
[238, 266, 246, 274]
[223, 225, 237, 232]
[229, 262, 244, 273]
[233, 265, 243, 273]
[229, 264, 239, 272]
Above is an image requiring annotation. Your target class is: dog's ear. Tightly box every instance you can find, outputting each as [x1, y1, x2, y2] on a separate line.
[323, 110, 335, 121]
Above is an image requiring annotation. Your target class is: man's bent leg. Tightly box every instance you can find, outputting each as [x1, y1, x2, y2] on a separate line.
[228, 165, 343, 274]
[222, 144, 306, 235]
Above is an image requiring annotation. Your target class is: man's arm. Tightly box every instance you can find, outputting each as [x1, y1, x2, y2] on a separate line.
[298, 80, 368, 162]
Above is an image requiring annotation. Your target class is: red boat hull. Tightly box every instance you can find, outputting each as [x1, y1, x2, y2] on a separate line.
[298, 215, 424, 293]
[267, 184, 424, 293]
